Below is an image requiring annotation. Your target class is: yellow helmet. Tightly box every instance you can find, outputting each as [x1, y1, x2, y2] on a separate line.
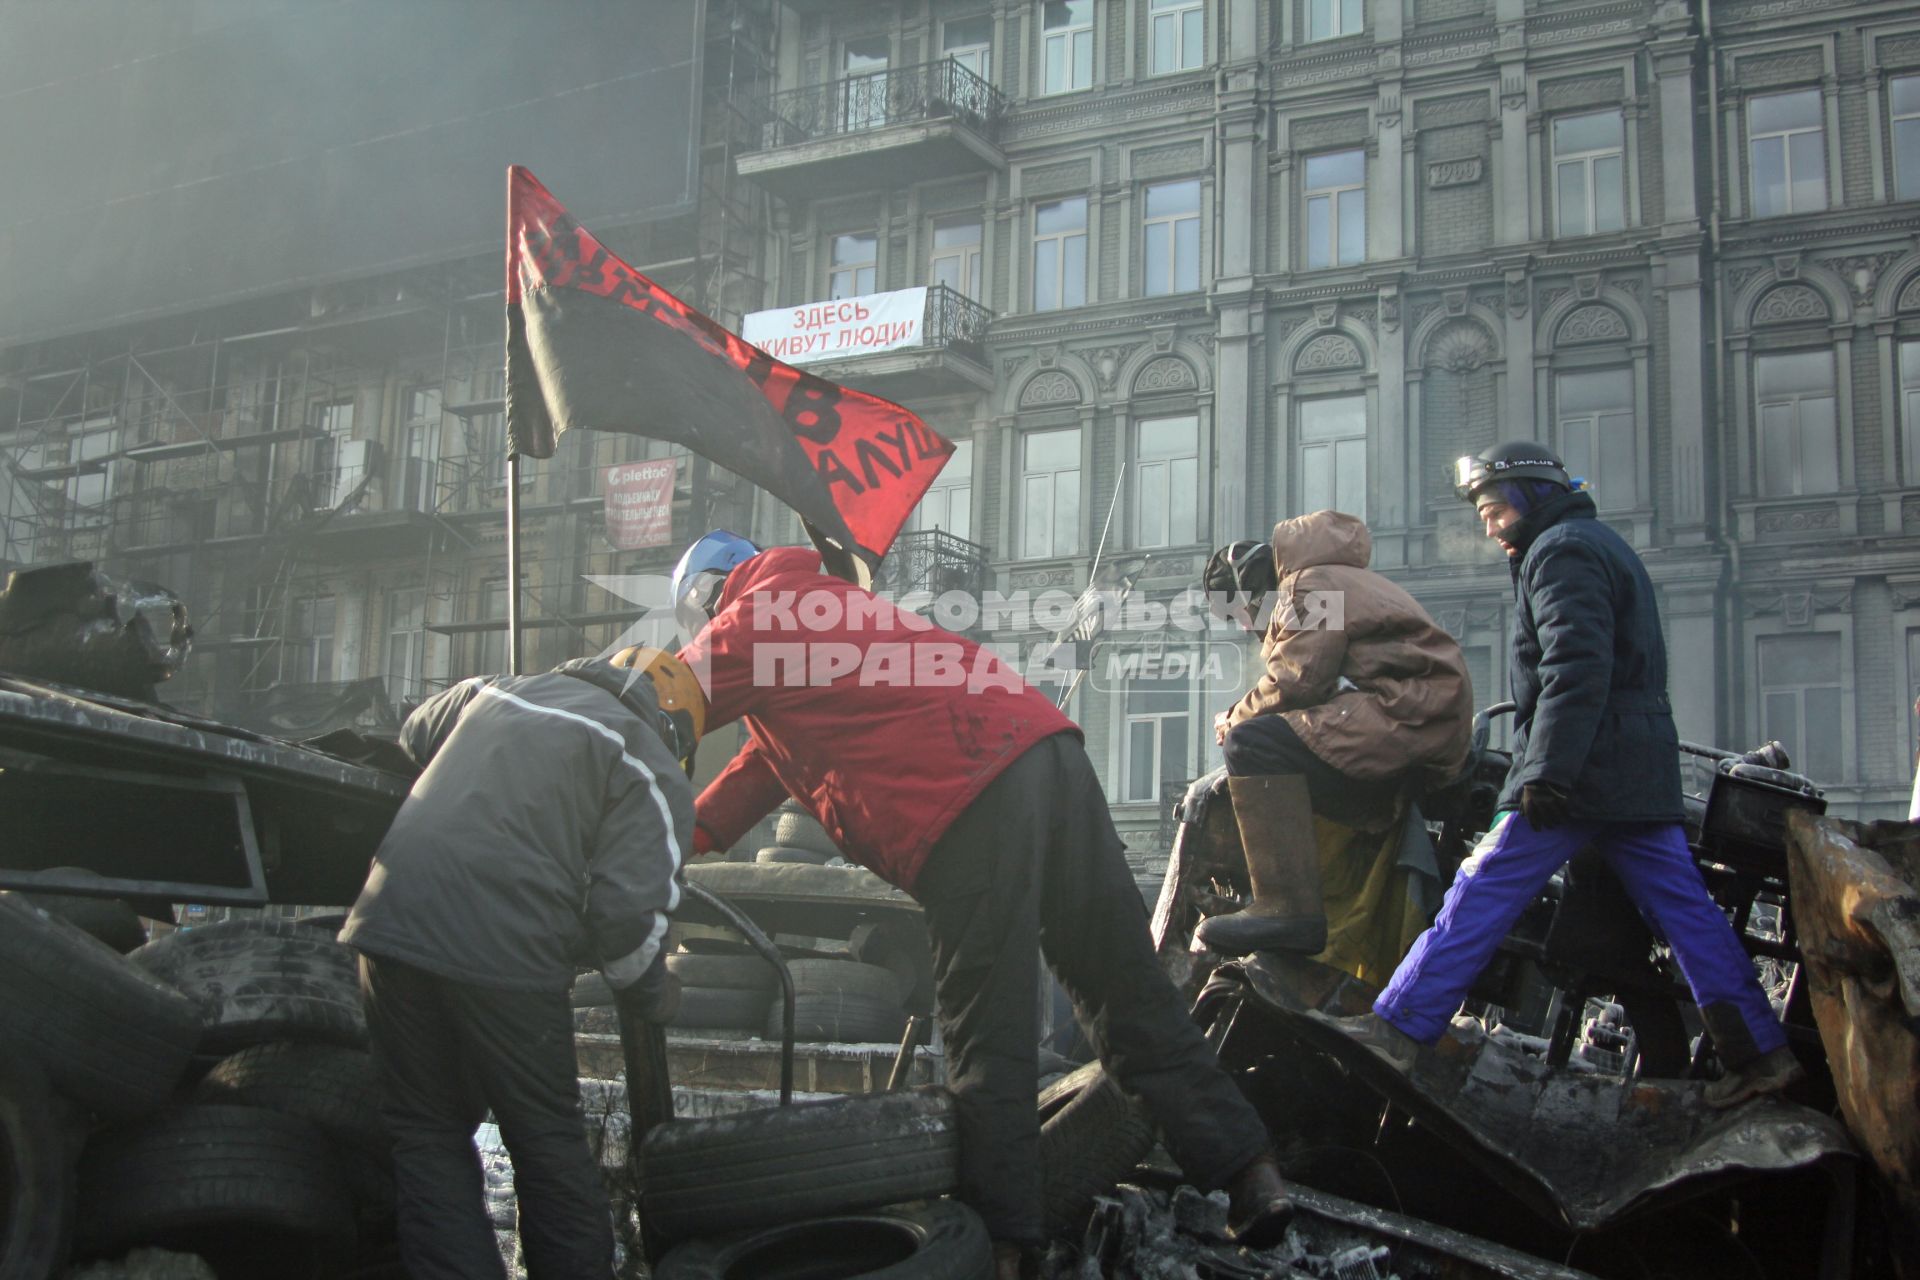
[611, 646, 707, 762]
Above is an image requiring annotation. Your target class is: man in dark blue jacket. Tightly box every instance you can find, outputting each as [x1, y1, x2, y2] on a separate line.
[1327, 443, 1801, 1109]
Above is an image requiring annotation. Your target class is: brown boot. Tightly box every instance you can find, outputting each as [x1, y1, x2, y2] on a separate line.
[1225, 1154, 1296, 1249]
[1195, 774, 1327, 955]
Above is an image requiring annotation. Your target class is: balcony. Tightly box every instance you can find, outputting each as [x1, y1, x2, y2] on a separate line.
[739, 59, 1008, 197]
[874, 528, 990, 627]
[746, 284, 993, 398]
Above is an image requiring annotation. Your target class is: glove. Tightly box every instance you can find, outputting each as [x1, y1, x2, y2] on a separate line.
[611, 955, 682, 1025]
[1519, 783, 1572, 831]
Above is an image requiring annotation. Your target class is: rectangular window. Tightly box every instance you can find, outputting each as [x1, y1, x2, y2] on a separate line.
[291, 595, 336, 684]
[312, 396, 355, 495]
[1555, 368, 1637, 508]
[1304, 150, 1365, 269]
[930, 215, 983, 301]
[943, 15, 992, 81]
[1041, 0, 1093, 95]
[1306, 0, 1363, 42]
[1903, 341, 1920, 483]
[401, 385, 441, 513]
[1020, 428, 1081, 558]
[386, 588, 425, 704]
[828, 231, 877, 300]
[1124, 674, 1191, 802]
[1552, 111, 1626, 238]
[1298, 395, 1367, 518]
[65, 421, 116, 527]
[912, 439, 973, 541]
[1758, 632, 1842, 783]
[1135, 415, 1199, 548]
[842, 37, 890, 131]
[1909, 628, 1920, 766]
[1749, 89, 1826, 217]
[1894, 75, 1920, 201]
[1754, 350, 1839, 496]
[1143, 179, 1201, 296]
[1032, 197, 1087, 311]
[1149, 0, 1202, 73]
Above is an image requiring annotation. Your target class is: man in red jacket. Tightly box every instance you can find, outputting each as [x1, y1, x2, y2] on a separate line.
[674, 532, 1292, 1277]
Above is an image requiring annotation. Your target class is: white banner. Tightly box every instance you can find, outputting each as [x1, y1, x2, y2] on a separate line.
[741, 287, 928, 365]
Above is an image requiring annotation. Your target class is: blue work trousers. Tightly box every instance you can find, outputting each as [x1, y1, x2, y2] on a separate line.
[1374, 814, 1786, 1056]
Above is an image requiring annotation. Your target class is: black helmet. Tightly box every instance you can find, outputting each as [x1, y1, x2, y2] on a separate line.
[1452, 442, 1572, 504]
[1203, 539, 1277, 610]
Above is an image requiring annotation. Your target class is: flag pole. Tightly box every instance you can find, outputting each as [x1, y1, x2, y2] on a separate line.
[505, 450, 524, 674]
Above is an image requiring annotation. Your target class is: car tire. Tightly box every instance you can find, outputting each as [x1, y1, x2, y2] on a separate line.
[765, 959, 907, 1043]
[639, 1088, 960, 1243]
[1037, 1062, 1157, 1240]
[0, 891, 200, 1117]
[0, 1055, 76, 1280]
[652, 1200, 991, 1280]
[771, 808, 841, 858]
[129, 918, 365, 1052]
[76, 1104, 355, 1263]
[22, 868, 149, 953]
[675, 987, 776, 1032]
[191, 1042, 385, 1157]
[755, 845, 834, 865]
[665, 954, 779, 993]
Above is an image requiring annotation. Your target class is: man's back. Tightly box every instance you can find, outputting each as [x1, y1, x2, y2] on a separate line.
[342, 666, 691, 991]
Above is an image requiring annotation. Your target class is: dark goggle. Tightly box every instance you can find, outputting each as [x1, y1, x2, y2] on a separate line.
[1451, 454, 1565, 501]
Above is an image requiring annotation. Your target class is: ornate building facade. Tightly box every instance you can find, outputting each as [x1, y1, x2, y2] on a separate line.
[5, 0, 1917, 884]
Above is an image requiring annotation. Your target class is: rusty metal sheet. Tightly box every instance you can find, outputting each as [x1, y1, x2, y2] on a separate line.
[1226, 953, 1858, 1233]
[1784, 812, 1920, 1256]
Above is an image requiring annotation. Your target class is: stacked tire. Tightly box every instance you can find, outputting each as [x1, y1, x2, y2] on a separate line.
[575, 952, 912, 1044]
[0, 900, 388, 1279]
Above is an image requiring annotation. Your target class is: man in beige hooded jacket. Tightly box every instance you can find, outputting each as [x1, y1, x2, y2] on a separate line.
[1200, 510, 1474, 954]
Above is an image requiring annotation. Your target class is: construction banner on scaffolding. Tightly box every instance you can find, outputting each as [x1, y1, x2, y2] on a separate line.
[506, 166, 953, 566]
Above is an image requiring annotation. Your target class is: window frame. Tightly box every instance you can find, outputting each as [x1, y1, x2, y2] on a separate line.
[291, 594, 336, 685]
[1747, 88, 1828, 218]
[1754, 628, 1846, 785]
[1030, 196, 1088, 311]
[840, 36, 891, 131]
[1295, 393, 1368, 519]
[1040, 0, 1094, 96]
[1753, 348, 1841, 497]
[1148, 0, 1203, 75]
[385, 587, 426, 704]
[827, 230, 878, 301]
[1133, 414, 1201, 549]
[929, 214, 984, 302]
[1119, 669, 1195, 804]
[1304, 0, 1363, 44]
[1302, 149, 1366, 270]
[912, 437, 974, 541]
[941, 15, 992, 83]
[1901, 339, 1920, 485]
[1018, 426, 1083, 560]
[1893, 74, 1920, 201]
[1550, 110, 1628, 239]
[1141, 178, 1201, 296]
[1553, 366, 1638, 510]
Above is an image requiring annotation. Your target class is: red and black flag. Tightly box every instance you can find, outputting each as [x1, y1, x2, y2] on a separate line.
[506, 166, 953, 565]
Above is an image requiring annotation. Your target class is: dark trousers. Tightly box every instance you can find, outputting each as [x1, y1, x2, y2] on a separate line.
[1222, 713, 1399, 826]
[359, 955, 612, 1280]
[912, 734, 1270, 1245]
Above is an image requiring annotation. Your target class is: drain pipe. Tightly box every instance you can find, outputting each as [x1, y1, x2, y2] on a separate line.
[1702, 0, 1743, 746]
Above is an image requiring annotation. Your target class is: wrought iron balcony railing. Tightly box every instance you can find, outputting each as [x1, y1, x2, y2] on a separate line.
[875, 528, 990, 607]
[921, 283, 992, 363]
[749, 57, 1009, 151]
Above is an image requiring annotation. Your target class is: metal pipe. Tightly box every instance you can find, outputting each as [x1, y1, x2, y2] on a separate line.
[683, 880, 796, 1105]
[505, 451, 523, 674]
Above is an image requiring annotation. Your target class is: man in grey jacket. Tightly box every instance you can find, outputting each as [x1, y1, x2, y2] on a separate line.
[343, 656, 694, 1280]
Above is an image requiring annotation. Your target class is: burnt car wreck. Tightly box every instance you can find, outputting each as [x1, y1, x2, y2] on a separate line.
[0, 567, 1916, 1279]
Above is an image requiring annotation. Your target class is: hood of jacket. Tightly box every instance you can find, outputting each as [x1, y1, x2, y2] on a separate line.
[1501, 488, 1596, 574]
[1271, 509, 1372, 577]
[715, 545, 824, 613]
